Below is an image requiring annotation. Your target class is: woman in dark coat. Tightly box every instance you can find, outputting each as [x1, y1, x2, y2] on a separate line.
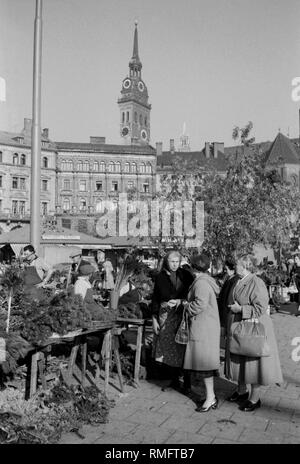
[152, 250, 194, 391]
[218, 258, 240, 379]
[291, 253, 300, 315]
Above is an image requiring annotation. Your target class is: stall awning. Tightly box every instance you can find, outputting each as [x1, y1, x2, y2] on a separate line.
[11, 243, 27, 257]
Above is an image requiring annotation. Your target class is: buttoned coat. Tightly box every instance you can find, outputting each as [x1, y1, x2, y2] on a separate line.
[228, 273, 283, 385]
[183, 273, 221, 371]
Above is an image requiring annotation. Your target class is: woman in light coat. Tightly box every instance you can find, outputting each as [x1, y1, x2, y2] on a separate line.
[183, 253, 221, 412]
[227, 254, 283, 411]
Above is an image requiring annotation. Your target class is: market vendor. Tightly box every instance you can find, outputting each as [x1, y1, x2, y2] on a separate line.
[74, 263, 106, 315]
[68, 250, 90, 285]
[22, 245, 54, 290]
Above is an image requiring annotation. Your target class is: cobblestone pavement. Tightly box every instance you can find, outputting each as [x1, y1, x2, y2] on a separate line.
[59, 303, 300, 444]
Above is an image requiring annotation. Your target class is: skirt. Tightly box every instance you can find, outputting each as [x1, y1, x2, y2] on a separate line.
[152, 304, 186, 368]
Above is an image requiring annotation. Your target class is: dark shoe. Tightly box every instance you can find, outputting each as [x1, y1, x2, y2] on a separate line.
[161, 379, 180, 391]
[239, 399, 261, 412]
[226, 391, 249, 402]
[181, 386, 192, 395]
[195, 397, 218, 413]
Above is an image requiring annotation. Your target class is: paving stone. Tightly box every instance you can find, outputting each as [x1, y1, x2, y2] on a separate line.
[161, 415, 209, 434]
[126, 409, 172, 427]
[198, 420, 245, 441]
[127, 424, 175, 444]
[165, 431, 213, 444]
[229, 411, 269, 431]
[238, 428, 284, 444]
[283, 434, 300, 444]
[94, 434, 139, 444]
[151, 401, 198, 417]
[212, 438, 241, 444]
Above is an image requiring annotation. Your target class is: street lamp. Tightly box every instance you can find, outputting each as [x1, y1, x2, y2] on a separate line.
[30, 0, 43, 254]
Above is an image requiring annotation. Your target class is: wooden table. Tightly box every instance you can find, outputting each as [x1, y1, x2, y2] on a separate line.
[116, 317, 150, 386]
[25, 323, 124, 399]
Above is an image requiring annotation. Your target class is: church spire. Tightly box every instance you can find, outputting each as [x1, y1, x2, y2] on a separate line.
[129, 21, 142, 77]
[131, 20, 140, 63]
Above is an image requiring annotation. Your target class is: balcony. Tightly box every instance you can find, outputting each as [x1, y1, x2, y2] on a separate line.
[0, 211, 31, 221]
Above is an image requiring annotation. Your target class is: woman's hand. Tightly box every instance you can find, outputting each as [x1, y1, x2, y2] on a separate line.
[168, 299, 181, 308]
[152, 318, 160, 335]
[228, 301, 242, 313]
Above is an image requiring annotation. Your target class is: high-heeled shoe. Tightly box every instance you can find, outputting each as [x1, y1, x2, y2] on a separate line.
[195, 397, 218, 413]
[226, 391, 249, 402]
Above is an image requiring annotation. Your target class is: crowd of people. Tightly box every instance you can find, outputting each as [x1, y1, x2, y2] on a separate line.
[3, 244, 300, 413]
[151, 250, 285, 413]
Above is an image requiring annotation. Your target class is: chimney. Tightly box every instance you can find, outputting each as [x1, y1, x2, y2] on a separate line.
[156, 142, 163, 156]
[24, 118, 32, 134]
[170, 139, 175, 154]
[205, 142, 210, 159]
[213, 142, 224, 159]
[90, 136, 106, 144]
[42, 128, 49, 139]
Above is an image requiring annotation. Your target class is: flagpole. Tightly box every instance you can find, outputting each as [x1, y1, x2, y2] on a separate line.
[30, 0, 43, 254]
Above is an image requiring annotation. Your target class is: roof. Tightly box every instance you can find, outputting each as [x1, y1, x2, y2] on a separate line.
[56, 142, 156, 155]
[0, 224, 109, 246]
[265, 133, 300, 165]
[0, 130, 57, 151]
[157, 150, 229, 172]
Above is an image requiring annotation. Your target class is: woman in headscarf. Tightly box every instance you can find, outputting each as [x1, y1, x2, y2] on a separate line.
[151, 250, 194, 391]
[182, 252, 221, 412]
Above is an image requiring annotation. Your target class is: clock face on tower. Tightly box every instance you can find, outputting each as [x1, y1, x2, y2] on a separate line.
[121, 127, 129, 137]
[138, 81, 144, 92]
[141, 129, 147, 140]
[123, 79, 131, 89]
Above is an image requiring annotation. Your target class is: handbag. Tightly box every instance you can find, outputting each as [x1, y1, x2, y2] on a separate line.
[229, 318, 270, 357]
[175, 310, 189, 344]
[288, 278, 298, 294]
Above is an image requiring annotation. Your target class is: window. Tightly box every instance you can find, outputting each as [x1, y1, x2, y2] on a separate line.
[139, 114, 142, 125]
[144, 116, 147, 126]
[20, 178, 26, 190]
[127, 181, 134, 189]
[63, 179, 71, 190]
[0, 151, 3, 163]
[96, 181, 103, 192]
[12, 200, 18, 214]
[43, 157, 48, 168]
[140, 163, 146, 173]
[79, 180, 86, 191]
[131, 162, 137, 173]
[41, 202, 48, 215]
[134, 112, 138, 123]
[42, 180, 48, 191]
[99, 162, 105, 172]
[13, 153, 19, 165]
[79, 198, 87, 211]
[0, 176, 2, 188]
[95, 200, 103, 212]
[112, 181, 118, 192]
[108, 162, 114, 173]
[62, 218, 71, 229]
[122, 112, 125, 123]
[126, 111, 129, 122]
[146, 163, 152, 173]
[143, 183, 150, 193]
[115, 162, 121, 173]
[61, 160, 73, 171]
[77, 161, 83, 171]
[124, 162, 130, 173]
[63, 198, 70, 211]
[12, 177, 18, 189]
[83, 161, 89, 171]
[19, 201, 25, 215]
[20, 154, 26, 165]
[93, 162, 99, 171]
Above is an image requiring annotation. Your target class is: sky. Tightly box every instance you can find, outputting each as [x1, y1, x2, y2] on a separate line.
[1, 0, 300, 150]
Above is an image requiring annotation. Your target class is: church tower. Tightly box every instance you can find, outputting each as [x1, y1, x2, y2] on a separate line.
[118, 21, 151, 145]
